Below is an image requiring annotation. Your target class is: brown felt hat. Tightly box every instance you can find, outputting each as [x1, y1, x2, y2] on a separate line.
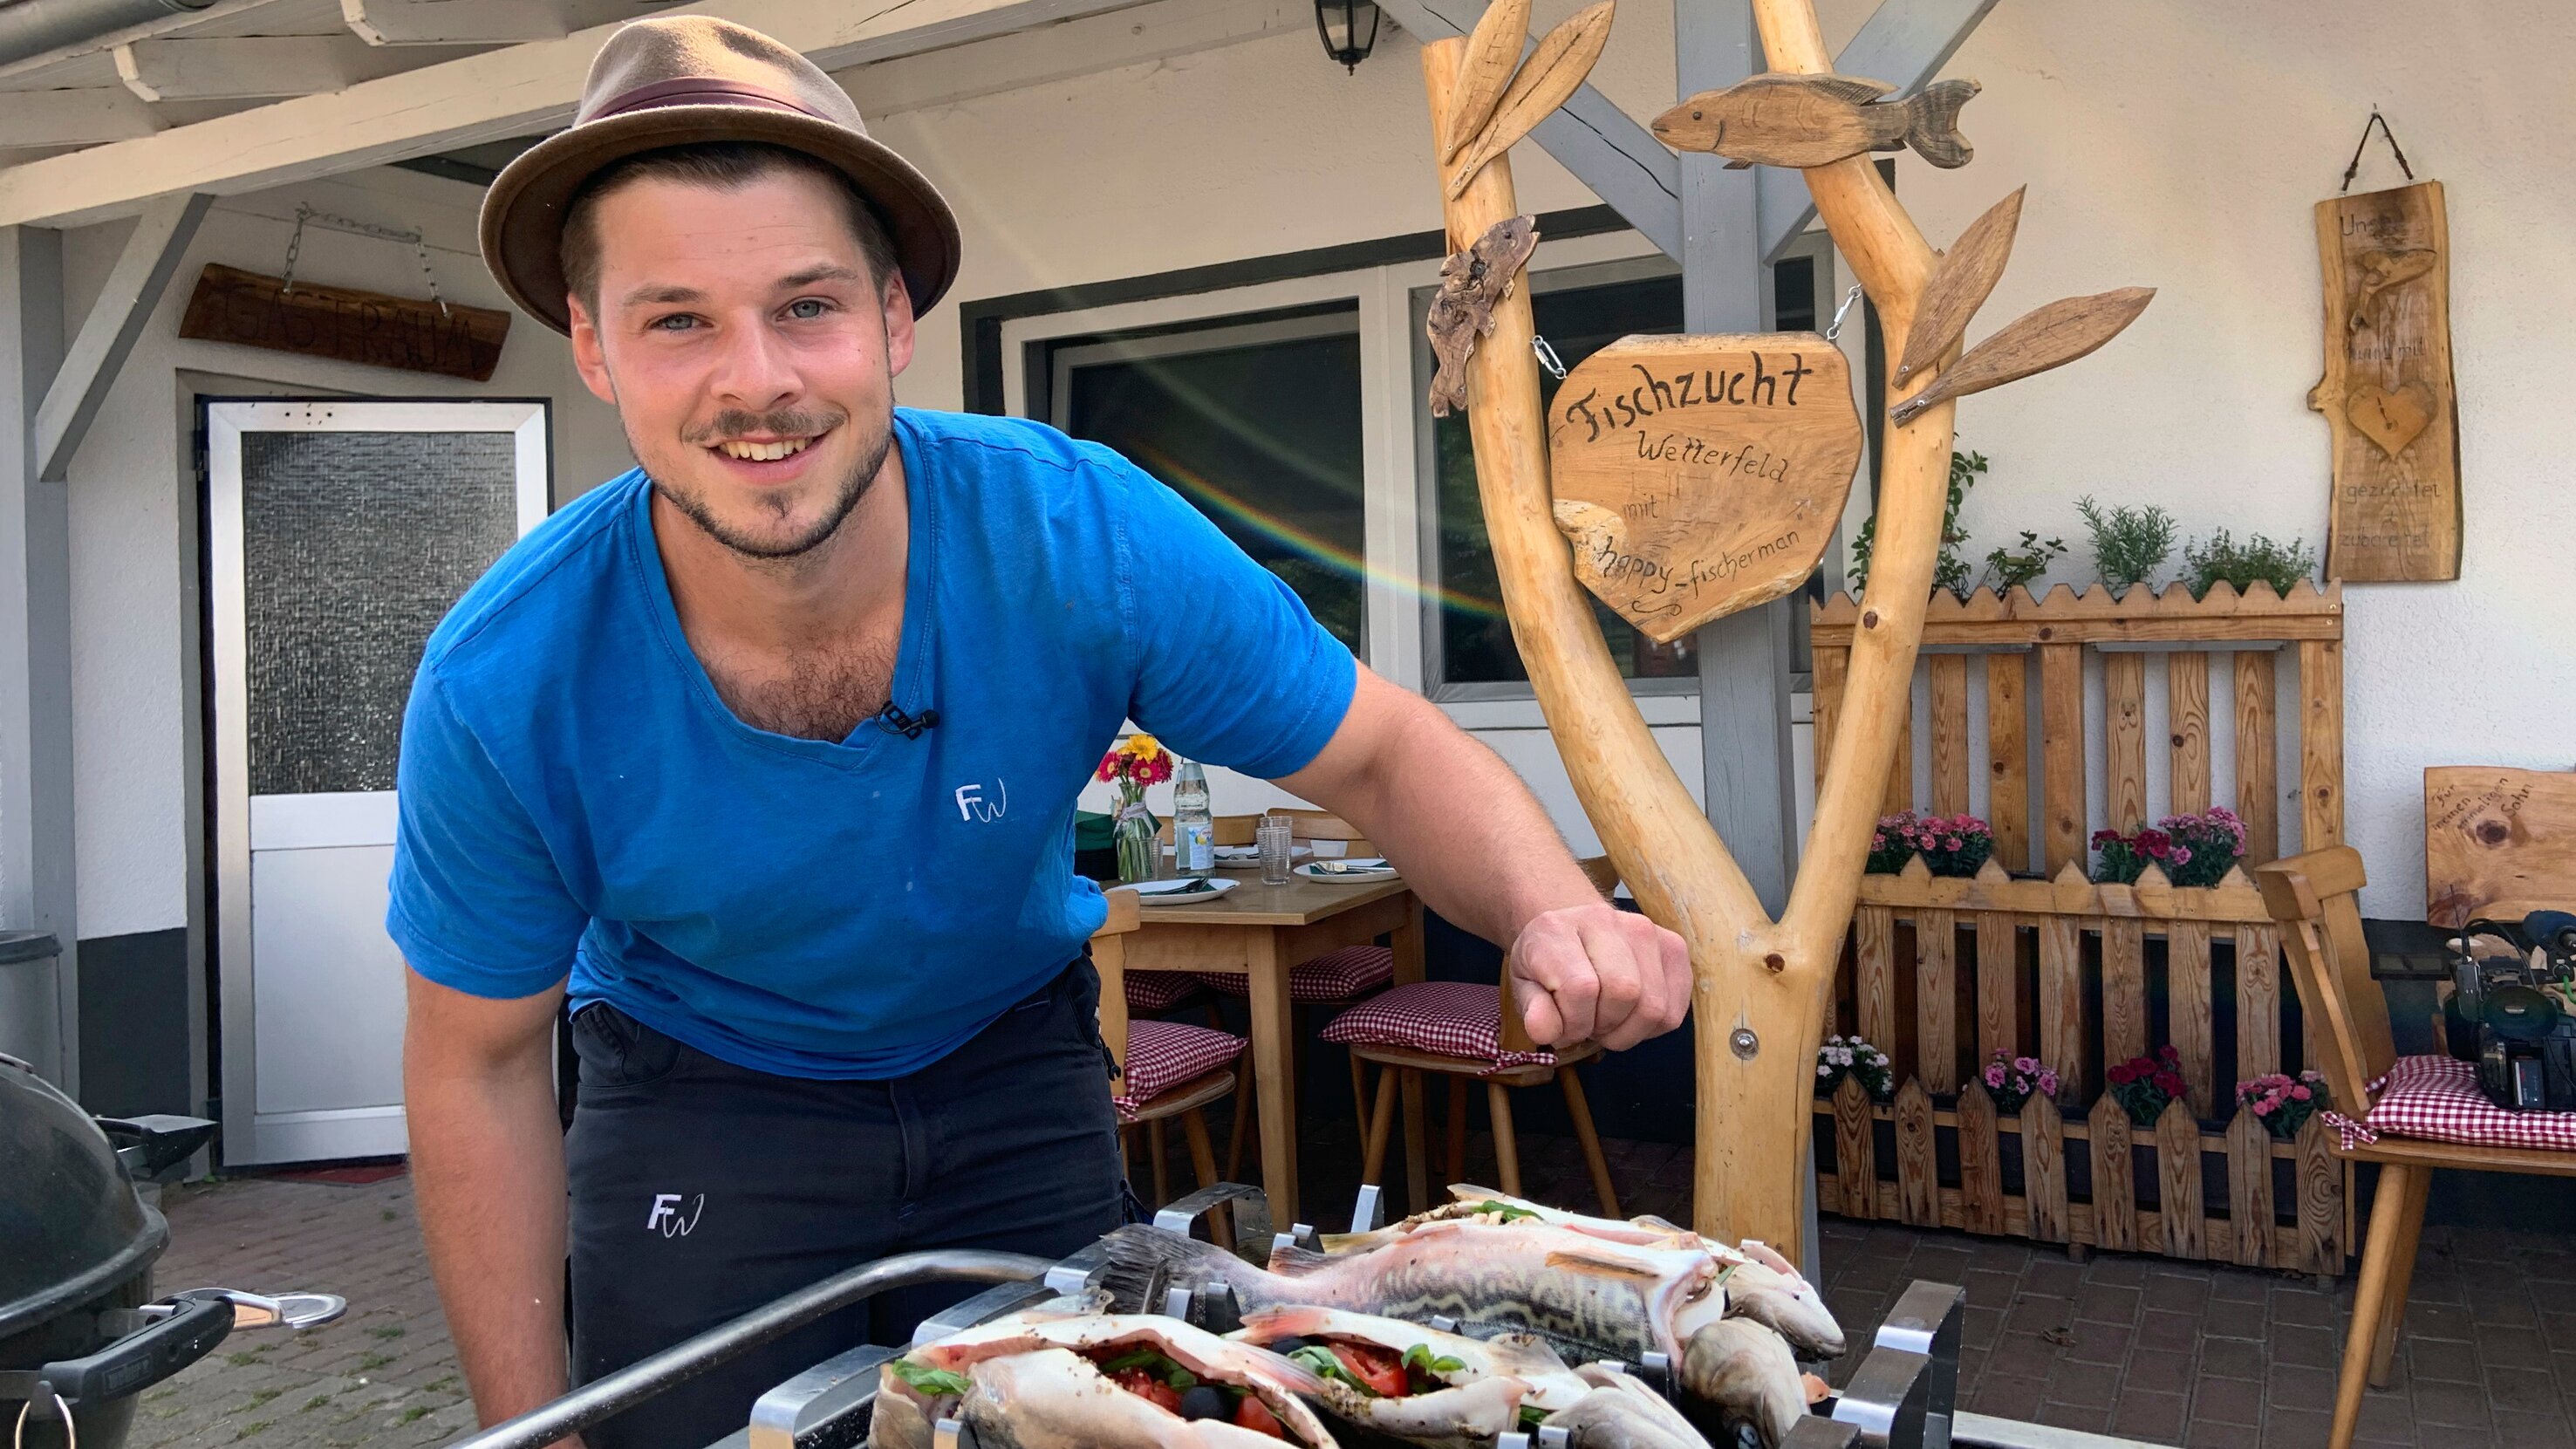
[479, 15, 960, 334]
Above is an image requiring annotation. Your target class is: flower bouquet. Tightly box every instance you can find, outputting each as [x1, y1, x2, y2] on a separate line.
[2092, 806, 2247, 887]
[1816, 1034, 1894, 1102]
[1097, 733, 1173, 883]
[1978, 1051, 2060, 1114]
[2106, 1045, 2187, 1126]
[2237, 1070, 2328, 1139]
[1866, 811, 1995, 878]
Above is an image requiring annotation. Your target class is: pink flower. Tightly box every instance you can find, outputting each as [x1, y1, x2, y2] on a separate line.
[2170, 845, 2192, 865]
[2291, 1085, 2310, 1101]
[2253, 1099, 2272, 1116]
[1985, 1063, 2005, 1088]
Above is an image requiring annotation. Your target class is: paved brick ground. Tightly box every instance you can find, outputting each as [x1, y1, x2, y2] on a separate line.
[133, 1135, 2561, 1449]
[130, 1174, 475, 1449]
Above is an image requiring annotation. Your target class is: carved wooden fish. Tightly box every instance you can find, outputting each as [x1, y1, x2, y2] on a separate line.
[1425, 215, 1541, 417]
[1652, 73, 1979, 171]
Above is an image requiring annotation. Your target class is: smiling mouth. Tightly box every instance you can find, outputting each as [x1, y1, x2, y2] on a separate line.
[712, 435, 818, 461]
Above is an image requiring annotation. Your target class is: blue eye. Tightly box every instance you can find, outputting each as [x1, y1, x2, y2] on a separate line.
[650, 313, 700, 331]
[786, 298, 832, 320]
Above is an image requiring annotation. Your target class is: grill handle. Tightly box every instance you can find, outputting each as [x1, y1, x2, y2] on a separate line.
[444, 1249, 1055, 1449]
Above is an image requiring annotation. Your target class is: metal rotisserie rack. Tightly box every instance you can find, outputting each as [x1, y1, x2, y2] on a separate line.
[441, 1183, 2167, 1449]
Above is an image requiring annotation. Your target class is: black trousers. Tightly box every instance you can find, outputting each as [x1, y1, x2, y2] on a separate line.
[564, 961, 1126, 1449]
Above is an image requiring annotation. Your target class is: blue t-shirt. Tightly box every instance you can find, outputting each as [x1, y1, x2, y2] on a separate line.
[386, 407, 1357, 1078]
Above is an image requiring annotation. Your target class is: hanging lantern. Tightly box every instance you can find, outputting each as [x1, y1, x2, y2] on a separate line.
[1314, 0, 1379, 72]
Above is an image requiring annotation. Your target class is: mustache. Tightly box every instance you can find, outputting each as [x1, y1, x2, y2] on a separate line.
[683, 407, 846, 445]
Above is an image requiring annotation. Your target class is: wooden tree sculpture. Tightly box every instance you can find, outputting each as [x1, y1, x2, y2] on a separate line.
[1420, 0, 2150, 1254]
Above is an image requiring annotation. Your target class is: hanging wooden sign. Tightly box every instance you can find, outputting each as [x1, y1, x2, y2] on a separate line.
[2308, 181, 2459, 581]
[179, 263, 510, 382]
[1548, 332, 1862, 643]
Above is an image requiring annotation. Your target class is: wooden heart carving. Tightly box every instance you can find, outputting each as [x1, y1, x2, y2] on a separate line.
[2346, 381, 2433, 457]
[1548, 333, 1862, 643]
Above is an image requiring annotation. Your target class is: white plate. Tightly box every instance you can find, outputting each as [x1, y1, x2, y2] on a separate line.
[1294, 858, 1397, 881]
[1124, 877, 1240, 905]
[1165, 844, 1312, 868]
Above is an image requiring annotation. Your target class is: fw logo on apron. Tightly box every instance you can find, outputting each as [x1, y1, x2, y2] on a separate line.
[646, 1193, 705, 1236]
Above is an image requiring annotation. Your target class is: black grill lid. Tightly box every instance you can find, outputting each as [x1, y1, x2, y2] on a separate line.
[0, 1056, 166, 1341]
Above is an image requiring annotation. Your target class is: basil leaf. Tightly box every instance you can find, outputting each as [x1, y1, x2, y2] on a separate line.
[1472, 1200, 1540, 1222]
[1100, 1348, 1164, 1375]
[1430, 1356, 1466, 1375]
[890, 1360, 972, 1398]
[1165, 1367, 1198, 1391]
[1520, 1405, 1551, 1429]
[1288, 1345, 1379, 1398]
[1402, 1343, 1432, 1373]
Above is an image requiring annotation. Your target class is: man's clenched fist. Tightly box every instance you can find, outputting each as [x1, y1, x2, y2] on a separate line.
[1505, 902, 1692, 1051]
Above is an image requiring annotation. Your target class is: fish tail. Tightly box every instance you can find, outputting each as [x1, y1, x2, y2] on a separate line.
[1094, 1223, 1267, 1312]
[1903, 78, 1979, 169]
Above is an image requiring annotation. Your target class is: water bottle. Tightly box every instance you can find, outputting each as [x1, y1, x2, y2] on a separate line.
[1172, 760, 1214, 878]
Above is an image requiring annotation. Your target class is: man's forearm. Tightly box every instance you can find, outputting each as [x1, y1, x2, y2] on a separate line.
[1295, 680, 1597, 946]
[406, 1010, 574, 1430]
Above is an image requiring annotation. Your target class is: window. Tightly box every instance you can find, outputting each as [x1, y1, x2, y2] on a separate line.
[1417, 247, 1827, 696]
[1049, 311, 1367, 658]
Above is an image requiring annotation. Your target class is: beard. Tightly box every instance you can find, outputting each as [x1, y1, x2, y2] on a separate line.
[646, 404, 892, 561]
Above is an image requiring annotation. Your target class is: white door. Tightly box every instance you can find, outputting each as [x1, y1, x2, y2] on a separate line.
[209, 400, 549, 1165]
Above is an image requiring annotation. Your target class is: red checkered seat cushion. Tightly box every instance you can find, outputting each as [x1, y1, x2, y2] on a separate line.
[1196, 946, 1395, 1003]
[1112, 1020, 1244, 1121]
[1319, 980, 1554, 1076]
[2331, 1054, 2576, 1152]
[1124, 970, 1205, 1014]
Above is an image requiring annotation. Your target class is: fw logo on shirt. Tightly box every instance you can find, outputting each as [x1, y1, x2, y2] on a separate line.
[646, 1193, 705, 1237]
[954, 779, 1008, 823]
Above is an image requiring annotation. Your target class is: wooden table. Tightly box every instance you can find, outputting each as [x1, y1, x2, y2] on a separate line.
[1111, 874, 1423, 1225]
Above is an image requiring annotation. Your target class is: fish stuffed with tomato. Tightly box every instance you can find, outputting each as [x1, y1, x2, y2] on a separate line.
[1229, 1306, 1591, 1449]
[867, 1308, 1339, 1448]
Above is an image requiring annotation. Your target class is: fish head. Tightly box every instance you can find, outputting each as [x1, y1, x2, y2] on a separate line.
[1719, 1254, 1844, 1360]
[1678, 1319, 1807, 1447]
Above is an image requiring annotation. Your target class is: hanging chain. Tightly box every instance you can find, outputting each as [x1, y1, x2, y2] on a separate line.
[1530, 334, 1568, 380]
[1824, 283, 1865, 342]
[2340, 106, 2415, 194]
[277, 204, 450, 314]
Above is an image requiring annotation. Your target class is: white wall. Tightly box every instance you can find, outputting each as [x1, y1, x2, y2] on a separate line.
[59, 166, 630, 939]
[862, 0, 2576, 918]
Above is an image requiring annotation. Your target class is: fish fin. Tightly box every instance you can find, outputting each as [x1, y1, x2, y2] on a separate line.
[1903, 78, 1979, 169]
[1803, 72, 1896, 103]
[1093, 1223, 1242, 1311]
[1268, 1241, 1334, 1278]
[1544, 1249, 1662, 1280]
[1630, 1213, 1691, 1235]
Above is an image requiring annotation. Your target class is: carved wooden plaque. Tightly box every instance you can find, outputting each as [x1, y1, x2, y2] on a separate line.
[179, 263, 510, 382]
[2309, 181, 2459, 582]
[1548, 332, 1861, 643]
[2425, 767, 2576, 928]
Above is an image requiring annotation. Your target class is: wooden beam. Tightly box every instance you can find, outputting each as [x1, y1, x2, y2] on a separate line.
[33, 192, 209, 482]
[0, 88, 166, 149]
[1376, 0, 1681, 259]
[0, 0, 1163, 228]
[341, 0, 569, 46]
[841, 0, 1305, 116]
[1757, 0, 2002, 260]
[114, 36, 428, 102]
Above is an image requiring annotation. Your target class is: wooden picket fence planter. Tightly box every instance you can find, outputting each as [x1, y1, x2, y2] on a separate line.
[1807, 582, 2351, 1272]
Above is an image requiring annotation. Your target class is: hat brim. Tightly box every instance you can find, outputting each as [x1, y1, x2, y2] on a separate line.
[480, 105, 961, 335]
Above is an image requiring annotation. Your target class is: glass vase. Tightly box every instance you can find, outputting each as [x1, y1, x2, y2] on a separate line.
[1114, 806, 1159, 885]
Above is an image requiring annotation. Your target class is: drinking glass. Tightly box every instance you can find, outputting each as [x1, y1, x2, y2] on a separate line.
[1256, 815, 1295, 885]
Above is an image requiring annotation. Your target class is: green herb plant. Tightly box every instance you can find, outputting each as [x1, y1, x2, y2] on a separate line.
[2182, 530, 2316, 599]
[1289, 1345, 1379, 1398]
[1848, 450, 1985, 599]
[1471, 1200, 1540, 1222]
[1978, 530, 2066, 593]
[889, 1359, 974, 1398]
[2074, 496, 2177, 592]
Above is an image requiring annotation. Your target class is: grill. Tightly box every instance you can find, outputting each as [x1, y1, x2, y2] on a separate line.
[0, 1056, 344, 1449]
[441, 1183, 2172, 1449]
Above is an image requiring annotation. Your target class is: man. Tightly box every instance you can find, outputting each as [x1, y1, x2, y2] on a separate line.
[398, 16, 1692, 1449]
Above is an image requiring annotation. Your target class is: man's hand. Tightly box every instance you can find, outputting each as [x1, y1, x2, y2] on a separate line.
[1506, 901, 1692, 1050]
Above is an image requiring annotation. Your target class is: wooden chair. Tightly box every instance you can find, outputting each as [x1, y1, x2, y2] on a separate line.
[1092, 886, 1247, 1246]
[1325, 856, 1626, 1215]
[1124, 815, 1265, 1018]
[2253, 847, 2576, 1449]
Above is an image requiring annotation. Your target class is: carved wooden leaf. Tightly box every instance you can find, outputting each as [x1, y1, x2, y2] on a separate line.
[1446, 0, 1615, 200]
[1890, 285, 2154, 424]
[1441, 0, 1532, 164]
[1894, 185, 2025, 386]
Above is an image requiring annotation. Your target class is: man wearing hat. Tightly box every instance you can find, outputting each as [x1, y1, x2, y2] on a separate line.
[395, 15, 1691, 1449]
